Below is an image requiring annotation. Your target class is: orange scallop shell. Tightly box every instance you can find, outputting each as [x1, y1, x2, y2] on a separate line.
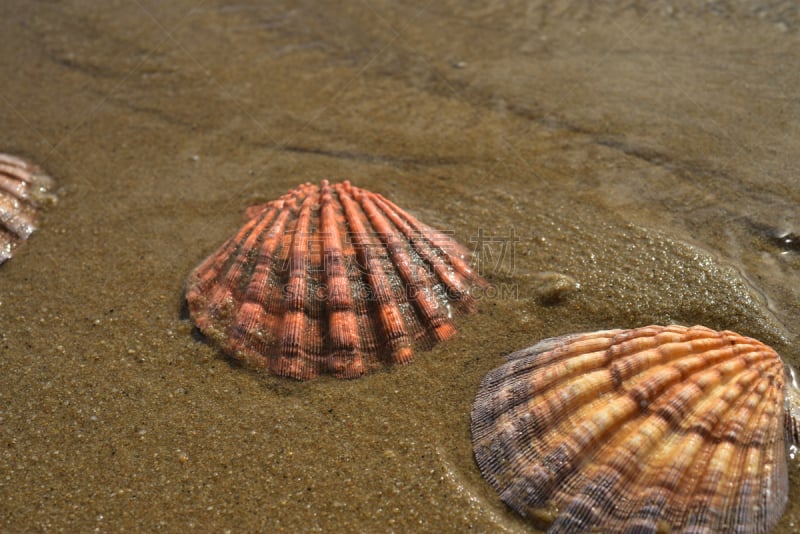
[471, 325, 797, 533]
[0, 153, 55, 264]
[185, 180, 489, 380]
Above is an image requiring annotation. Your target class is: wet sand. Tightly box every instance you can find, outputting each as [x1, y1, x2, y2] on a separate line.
[1, 1, 799, 532]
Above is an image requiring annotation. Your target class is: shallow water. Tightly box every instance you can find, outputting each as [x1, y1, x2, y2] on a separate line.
[1, 1, 799, 532]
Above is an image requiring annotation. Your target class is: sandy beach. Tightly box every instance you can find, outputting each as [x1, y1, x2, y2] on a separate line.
[1, 1, 799, 532]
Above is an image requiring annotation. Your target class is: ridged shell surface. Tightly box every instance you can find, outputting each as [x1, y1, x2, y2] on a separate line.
[471, 325, 793, 534]
[0, 153, 55, 264]
[186, 180, 488, 380]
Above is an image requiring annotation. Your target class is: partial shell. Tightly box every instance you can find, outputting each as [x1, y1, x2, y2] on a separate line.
[0, 153, 56, 264]
[471, 325, 794, 533]
[186, 180, 488, 380]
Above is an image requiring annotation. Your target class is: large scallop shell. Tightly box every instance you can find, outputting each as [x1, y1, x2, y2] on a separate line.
[471, 325, 798, 533]
[0, 153, 55, 264]
[186, 180, 488, 380]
